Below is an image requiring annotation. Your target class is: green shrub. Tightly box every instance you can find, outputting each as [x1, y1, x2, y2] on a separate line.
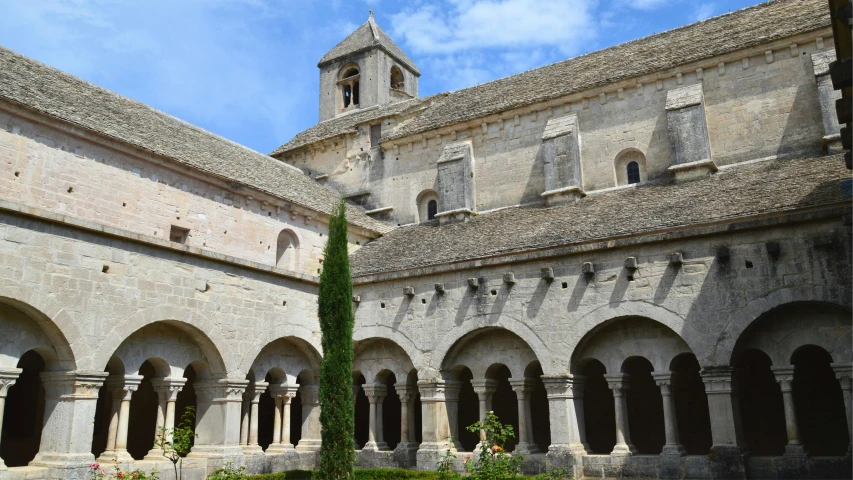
[316, 201, 356, 479]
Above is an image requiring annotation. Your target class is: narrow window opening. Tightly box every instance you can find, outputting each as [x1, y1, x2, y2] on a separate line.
[14, 171, 20, 177]
[370, 124, 382, 147]
[282, 300, 287, 306]
[390, 66, 404, 89]
[745, 260, 754, 268]
[343, 84, 352, 108]
[490, 289, 497, 296]
[627, 274, 635, 282]
[169, 225, 190, 244]
[627, 161, 641, 184]
[102, 265, 109, 273]
[353, 81, 360, 105]
[427, 200, 438, 220]
[380, 302, 386, 309]
[122, 202, 126, 207]
[67, 187, 74, 193]
[421, 298, 426, 304]
[562, 282, 568, 289]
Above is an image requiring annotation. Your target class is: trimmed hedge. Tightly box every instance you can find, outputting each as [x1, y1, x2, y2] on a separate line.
[244, 468, 561, 479]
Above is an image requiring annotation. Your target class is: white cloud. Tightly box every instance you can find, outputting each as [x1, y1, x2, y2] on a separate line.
[692, 2, 717, 21]
[389, 0, 598, 55]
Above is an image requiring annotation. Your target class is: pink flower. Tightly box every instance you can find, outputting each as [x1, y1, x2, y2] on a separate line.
[466, 454, 471, 458]
[132, 474, 138, 478]
[90, 463, 100, 469]
[117, 473, 125, 478]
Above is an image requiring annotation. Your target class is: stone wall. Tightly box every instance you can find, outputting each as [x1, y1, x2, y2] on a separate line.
[287, 32, 833, 226]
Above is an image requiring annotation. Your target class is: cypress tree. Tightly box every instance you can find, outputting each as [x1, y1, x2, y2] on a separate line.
[317, 201, 356, 479]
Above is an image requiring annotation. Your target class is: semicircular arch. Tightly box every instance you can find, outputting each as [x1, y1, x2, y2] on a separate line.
[353, 337, 415, 384]
[249, 336, 321, 385]
[440, 327, 539, 380]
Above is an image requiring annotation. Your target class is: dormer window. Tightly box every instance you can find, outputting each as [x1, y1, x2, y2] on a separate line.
[339, 65, 360, 111]
[615, 149, 647, 186]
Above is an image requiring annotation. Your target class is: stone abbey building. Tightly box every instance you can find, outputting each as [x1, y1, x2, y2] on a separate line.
[0, 0, 851, 478]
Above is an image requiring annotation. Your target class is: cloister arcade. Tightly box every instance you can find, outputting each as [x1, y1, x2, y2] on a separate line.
[0, 298, 850, 477]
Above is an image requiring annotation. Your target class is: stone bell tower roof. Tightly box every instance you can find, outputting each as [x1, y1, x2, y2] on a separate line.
[317, 11, 420, 76]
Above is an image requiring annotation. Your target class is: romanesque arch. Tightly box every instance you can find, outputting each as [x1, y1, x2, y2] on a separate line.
[571, 316, 710, 456]
[440, 328, 547, 454]
[731, 302, 852, 457]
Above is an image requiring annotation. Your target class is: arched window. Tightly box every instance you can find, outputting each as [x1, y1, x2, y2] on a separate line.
[627, 161, 640, 184]
[339, 65, 360, 112]
[390, 66, 404, 90]
[615, 149, 647, 186]
[416, 190, 439, 223]
[276, 229, 300, 270]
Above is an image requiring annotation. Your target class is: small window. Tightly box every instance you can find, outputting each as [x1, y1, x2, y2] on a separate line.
[276, 229, 300, 270]
[427, 200, 438, 220]
[170, 226, 190, 244]
[627, 161, 640, 184]
[370, 124, 381, 147]
[390, 66, 404, 89]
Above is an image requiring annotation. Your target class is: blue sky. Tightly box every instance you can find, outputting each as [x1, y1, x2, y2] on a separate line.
[0, 0, 765, 154]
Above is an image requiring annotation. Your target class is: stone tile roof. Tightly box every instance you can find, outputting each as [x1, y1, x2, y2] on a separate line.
[0, 45, 390, 234]
[270, 94, 443, 156]
[350, 154, 851, 276]
[318, 13, 420, 75]
[379, 0, 829, 142]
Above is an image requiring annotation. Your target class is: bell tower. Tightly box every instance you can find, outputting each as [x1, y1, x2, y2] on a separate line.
[317, 11, 420, 121]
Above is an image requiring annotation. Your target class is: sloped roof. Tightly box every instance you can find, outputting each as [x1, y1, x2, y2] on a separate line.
[0, 45, 391, 234]
[318, 12, 420, 75]
[382, 0, 829, 142]
[271, 94, 444, 156]
[350, 154, 851, 277]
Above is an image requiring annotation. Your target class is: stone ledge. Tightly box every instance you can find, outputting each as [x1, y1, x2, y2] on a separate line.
[0, 198, 319, 285]
[541, 186, 586, 206]
[435, 208, 475, 225]
[667, 159, 718, 182]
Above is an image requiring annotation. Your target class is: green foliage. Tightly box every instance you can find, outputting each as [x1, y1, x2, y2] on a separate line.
[242, 472, 313, 480]
[155, 406, 198, 480]
[464, 412, 524, 480]
[246, 469, 461, 480]
[316, 201, 356, 480]
[207, 461, 247, 480]
[435, 437, 457, 480]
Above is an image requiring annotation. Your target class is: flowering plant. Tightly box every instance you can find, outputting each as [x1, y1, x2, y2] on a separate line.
[88, 464, 159, 480]
[464, 411, 523, 480]
[155, 406, 197, 480]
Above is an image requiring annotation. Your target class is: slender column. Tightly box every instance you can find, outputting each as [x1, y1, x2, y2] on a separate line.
[605, 374, 637, 457]
[831, 363, 853, 450]
[281, 387, 298, 449]
[652, 372, 686, 456]
[772, 366, 806, 456]
[240, 392, 250, 446]
[443, 380, 463, 450]
[352, 383, 361, 448]
[243, 381, 267, 455]
[96, 374, 142, 463]
[266, 385, 299, 453]
[296, 384, 322, 451]
[362, 384, 389, 451]
[470, 379, 498, 443]
[273, 396, 283, 445]
[399, 388, 411, 443]
[0, 368, 22, 469]
[393, 384, 418, 467]
[145, 377, 186, 460]
[700, 366, 746, 480]
[509, 378, 539, 454]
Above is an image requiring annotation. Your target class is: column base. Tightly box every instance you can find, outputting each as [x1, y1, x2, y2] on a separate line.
[241, 445, 265, 456]
[783, 443, 807, 457]
[393, 442, 419, 469]
[295, 439, 322, 452]
[708, 444, 746, 480]
[362, 441, 390, 452]
[546, 445, 584, 478]
[265, 443, 296, 454]
[143, 447, 166, 461]
[95, 450, 135, 464]
[661, 443, 687, 456]
[187, 444, 245, 459]
[514, 442, 540, 455]
[610, 443, 638, 457]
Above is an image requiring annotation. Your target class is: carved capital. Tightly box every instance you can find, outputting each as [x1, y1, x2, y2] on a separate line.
[652, 372, 676, 394]
[362, 384, 388, 404]
[0, 368, 22, 397]
[105, 374, 144, 401]
[416, 380, 446, 403]
[395, 384, 417, 403]
[604, 374, 630, 395]
[541, 375, 585, 399]
[771, 366, 796, 393]
[701, 366, 736, 395]
[197, 379, 250, 402]
[508, 377, 536, 398]
[152, 377, 187, 402]
[470, 379, 499, 397]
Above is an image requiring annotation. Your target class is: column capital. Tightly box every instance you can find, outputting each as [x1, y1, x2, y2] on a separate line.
[196, 379, 250, 403]
[508, 377, 536, 397]
[39, 371, 109, 399]
[831, 363, 853, 389]
[443, 380, 462, 401]
[362, 384, 388, 403]
[270, 384, 299, 401]
[700, 366, 736, 395]
[395, 383, 418, 402]
[416, 380, 446, 403]
[541, 374, 585, 398]
[0, 368, 22, 397]
[771, 366, 796, 392]
[151, 377, 187, 402]
[604, 374, 630, 394]
[106, 374, 144, 401]
[299, 384, 320, 405]
[470, 379, 499, 396]
[246, 381, 269, 403]
[652, 372, 676, 385]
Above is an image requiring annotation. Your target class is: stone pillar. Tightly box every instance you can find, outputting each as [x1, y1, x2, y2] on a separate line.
[443, 380, 463, 450]
[652, 373, 686, 456]
[605, 374, 637, 457]
[831, 363, 853, 451]
[239, 392, 249, 446]
[394, 384, 419, 468]
[541, 375, 586, 476]
[509, 378, 539, 454]
[96, 374, 141, 464]
[28, 371, 110, 474]
[701, 366, 746, 480]
[415, 381, 451, 470]
[296, 384, 322, 452]
[267, 385, 299, 453]
[362, 384, 389, 451]
[241, 381, 267, 456]
[0, 368, 22, 470]
[470, 379, 498, 443]
[145, 377, 186, 460]
[189, 379, 249, 460]
[771, 366, 806, 456]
